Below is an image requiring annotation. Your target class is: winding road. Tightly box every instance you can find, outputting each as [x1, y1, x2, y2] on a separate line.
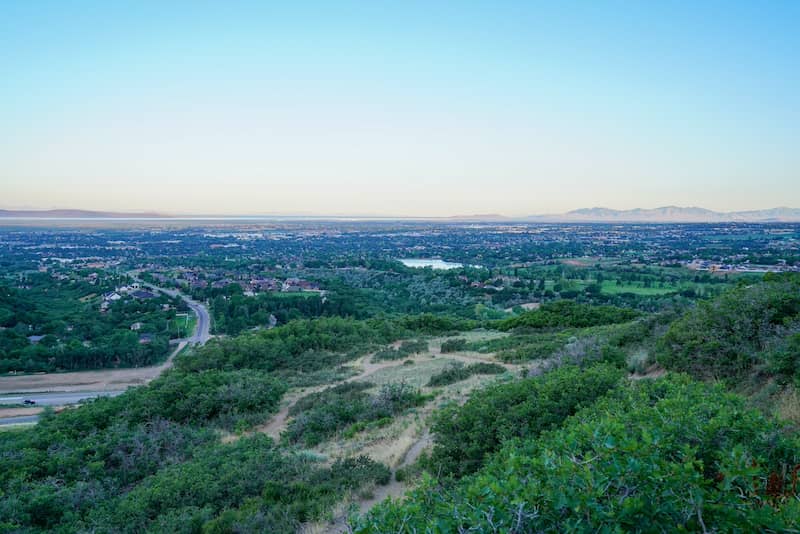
[131, 275, 211, 345]
[0, 277, 211, 425]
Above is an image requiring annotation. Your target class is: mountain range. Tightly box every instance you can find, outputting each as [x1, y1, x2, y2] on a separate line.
[2, 206, 800, 222]
[0, 209, 165, 219]
[525, 206, 800, 223]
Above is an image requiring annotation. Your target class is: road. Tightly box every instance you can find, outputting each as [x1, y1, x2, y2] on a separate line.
[131, 275, 211, 344]
[0, 415, 39, 426]
[0, 391, 125, 426]
[0, 390, 123, 407]
[0, 276, 211, 427]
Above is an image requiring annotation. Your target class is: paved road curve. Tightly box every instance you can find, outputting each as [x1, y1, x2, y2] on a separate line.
[131, 275, 211, 344]
[0, 277, 211, 426]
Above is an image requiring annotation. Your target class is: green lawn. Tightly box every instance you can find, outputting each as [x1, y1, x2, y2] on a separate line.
[600, 280, 677, 296]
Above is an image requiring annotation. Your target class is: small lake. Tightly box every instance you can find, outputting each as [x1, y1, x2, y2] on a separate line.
[399, 258, 465, 270]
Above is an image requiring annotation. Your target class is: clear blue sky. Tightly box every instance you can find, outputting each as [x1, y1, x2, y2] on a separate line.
[1, 1, 798, 216]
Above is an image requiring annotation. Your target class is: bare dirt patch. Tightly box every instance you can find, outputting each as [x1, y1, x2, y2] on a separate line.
[0, 341, 188, 394]
[0, 407, 43, 418]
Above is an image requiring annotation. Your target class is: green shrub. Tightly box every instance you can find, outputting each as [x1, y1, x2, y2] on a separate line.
[357, 376, 800, 532]
[498, 300, 639, 331]
[657, 276, 800, 382]
[88, 436, 391, 533]
[287, 382, 427, 446]
[426, 363, 624, 478]
[372, 340, 429, 362]
[767, 333, 800, 383]
[440, 338, 467, 353]
[426, 362, 506, 387]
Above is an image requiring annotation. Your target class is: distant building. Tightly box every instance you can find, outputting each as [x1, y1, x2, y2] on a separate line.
[138, 334, 154, 344]
[27, 335, 45, 344]
[130, 322, 143, 331]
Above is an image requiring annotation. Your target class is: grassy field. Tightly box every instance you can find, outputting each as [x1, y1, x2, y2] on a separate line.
[365, 358, 460, 389]
[171, 313, 197, 338]
[600, 280, 677, 296]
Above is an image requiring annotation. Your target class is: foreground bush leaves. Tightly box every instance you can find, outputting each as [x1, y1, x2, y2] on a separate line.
[356, 375, 800, 532]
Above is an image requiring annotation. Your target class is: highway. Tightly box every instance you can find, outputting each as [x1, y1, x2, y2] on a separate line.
[0, 391, 125, 426]
[0, 415, 39, 426]
[0, 390, 124, 407]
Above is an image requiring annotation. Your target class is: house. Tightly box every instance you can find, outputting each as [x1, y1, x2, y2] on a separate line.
[27, 335, 45, 344]
[250, 278, 280, 292]
[138, 334, 154, 344]
[103, 292, 122, 301]
[130, 322, 143, 331]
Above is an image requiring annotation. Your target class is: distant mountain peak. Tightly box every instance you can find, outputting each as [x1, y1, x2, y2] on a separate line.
[530, 206, 800, 223]
[0, 209, 167, 219]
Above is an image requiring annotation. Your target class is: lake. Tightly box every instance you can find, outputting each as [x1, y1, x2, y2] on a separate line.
[399, 258, 464, 270]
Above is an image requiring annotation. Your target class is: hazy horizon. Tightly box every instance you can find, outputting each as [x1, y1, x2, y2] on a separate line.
[2, 2, 798, 216]
[3, 204, 800, 221]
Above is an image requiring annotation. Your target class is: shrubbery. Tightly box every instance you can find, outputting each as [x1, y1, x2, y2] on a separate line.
[357, 376, 800, 532]
[426, 361, 506, 387]
[88, 437, 390, 533]
[498, 300, 639, 330]
[177, 317, 404, 373]
[286, 382, 427, 446]
[657, 274, 800, 382]
[371, 339, 428, 362]
[440, 338, 467, 353]
[0, 366, 389, 532]
[425, 363, 624, 478]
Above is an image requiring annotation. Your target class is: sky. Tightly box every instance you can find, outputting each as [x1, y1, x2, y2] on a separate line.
[1, 1, 798, 217]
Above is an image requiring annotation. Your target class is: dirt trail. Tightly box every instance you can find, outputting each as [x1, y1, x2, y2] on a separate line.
[311, 345, 520, 534]
[277, 339, 523, 533]
[258, 352, 416, 441]
[355, 428, 433, 513]
[437, 351, 516, 370]
[318, 427, 433, 534]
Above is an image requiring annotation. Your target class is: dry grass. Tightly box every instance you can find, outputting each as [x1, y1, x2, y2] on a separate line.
[0, 407, 43, 418]
[775, 385, 800, 425]
[364, 358, 458, 388]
